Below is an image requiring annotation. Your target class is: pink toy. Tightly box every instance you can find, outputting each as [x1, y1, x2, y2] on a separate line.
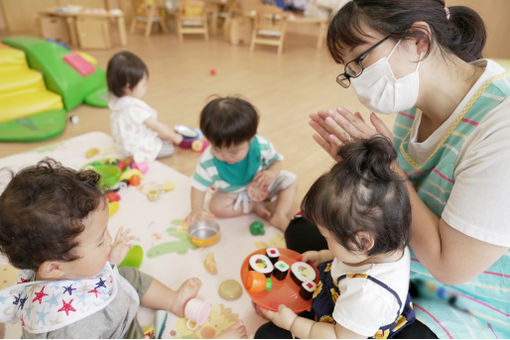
[248, 181, 268, 202]
[117, 160, 126, 170]
[132, 161, 149, 174]
[63, 52, 96, 76]
[210, 69, 217, 76]
[184, 298, 210, 330]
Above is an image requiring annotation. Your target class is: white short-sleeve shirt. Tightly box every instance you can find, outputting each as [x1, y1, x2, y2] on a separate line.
[406, 59, 510, 247]
[109, 96, 162, 162]
[330, 248, 411, 336]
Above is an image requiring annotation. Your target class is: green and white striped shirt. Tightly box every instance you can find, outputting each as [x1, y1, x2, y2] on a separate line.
[192, 135, 282, 193]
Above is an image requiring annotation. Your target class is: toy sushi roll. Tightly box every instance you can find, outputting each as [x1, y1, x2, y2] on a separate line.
[299, 281, 316, 300]
[266, 248, 280, 264]
[273, 260, 289, 280]
[249, 254, 274, 277]
[290, 261, 316, 286]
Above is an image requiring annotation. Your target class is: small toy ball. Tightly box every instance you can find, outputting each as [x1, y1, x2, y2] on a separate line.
[250, 221, 265, 235]
[69, 115, 79, 124]
[119, 245, 144, 269]
[218, 279, 243, 301]
[129, 175, 141, 186]
[210, 69, 217, 76]
[85, 148, 99, 158]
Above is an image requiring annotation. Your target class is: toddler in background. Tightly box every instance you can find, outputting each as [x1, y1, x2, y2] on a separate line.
[107, 51, 183, 163]
[185, 96, 298, 231]
[256, 136, 415, 338]
[0, 159, 247, 338]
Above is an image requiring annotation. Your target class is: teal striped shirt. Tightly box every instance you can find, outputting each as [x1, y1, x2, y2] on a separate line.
[192, 135, 282, 193]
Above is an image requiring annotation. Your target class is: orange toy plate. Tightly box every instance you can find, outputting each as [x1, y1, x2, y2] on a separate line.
[240, 248, 319, 313]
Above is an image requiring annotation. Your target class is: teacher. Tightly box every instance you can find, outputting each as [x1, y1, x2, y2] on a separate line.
[289, 0, 509, 338]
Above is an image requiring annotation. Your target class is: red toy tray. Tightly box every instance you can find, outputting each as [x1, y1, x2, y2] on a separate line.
[240, 248, 319, 313]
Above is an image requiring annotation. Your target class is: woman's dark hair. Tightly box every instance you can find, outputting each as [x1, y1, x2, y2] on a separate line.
[327, 0, 486, 64]
[302, 136, 411, 256]
[200, 96, 259, 148]
[0, 159, 104, 270]
[107, 51, 149, 97]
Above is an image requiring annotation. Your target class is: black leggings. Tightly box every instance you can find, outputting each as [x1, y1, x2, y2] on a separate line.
[254, 318, 437, 339]
[254, 217, 437, 339]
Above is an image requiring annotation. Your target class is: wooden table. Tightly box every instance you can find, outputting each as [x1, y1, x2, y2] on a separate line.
[157, 0, 221, 35]
[243, 10, 328, 49]
[287, 13, 328, 49]
[38, 8, 127, 49]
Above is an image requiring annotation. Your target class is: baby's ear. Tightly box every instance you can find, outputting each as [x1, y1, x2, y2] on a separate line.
[37, 261, 65, 280]
[123, 83, 132, 95]
[354, 231, 375, 252]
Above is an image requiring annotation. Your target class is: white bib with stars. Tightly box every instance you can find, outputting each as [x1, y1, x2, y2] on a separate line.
[0, 262, 120, 333]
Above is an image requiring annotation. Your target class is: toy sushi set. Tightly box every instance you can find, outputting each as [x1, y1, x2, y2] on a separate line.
[240, 248, 319, 312]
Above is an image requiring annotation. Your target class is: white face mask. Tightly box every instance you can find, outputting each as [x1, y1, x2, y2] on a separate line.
[351, 40, 422, 114]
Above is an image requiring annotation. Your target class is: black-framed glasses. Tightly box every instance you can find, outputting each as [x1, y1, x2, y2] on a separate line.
[336, 35, 391, 88]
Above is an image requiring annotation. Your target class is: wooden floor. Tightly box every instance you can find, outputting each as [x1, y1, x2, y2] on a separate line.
[0, 30, 395, 210]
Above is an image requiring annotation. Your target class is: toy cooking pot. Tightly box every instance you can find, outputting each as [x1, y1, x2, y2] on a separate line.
[188, 220, 220, 247]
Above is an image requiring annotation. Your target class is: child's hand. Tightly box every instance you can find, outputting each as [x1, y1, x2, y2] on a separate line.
[252, 301, 270, 320]
[301, 250, 321, 266]
[252, 169, 277, 189]
[109, 227, 135, 266]
[260, 304, 297, 331]
[172, 132, 183, 145]
[184, 210, 206, 225]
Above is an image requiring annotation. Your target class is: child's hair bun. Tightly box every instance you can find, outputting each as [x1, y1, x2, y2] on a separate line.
[338, 135, 397, 182]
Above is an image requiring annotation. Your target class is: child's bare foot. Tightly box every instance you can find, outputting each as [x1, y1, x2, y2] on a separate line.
[217, 321, 248, 338]
[253, 202, 271, 220]
[171, 277, 202, 317]
[269, 212, 290, 232]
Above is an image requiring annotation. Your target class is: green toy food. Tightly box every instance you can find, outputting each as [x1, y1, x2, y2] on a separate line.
[250, 221, 265, 235]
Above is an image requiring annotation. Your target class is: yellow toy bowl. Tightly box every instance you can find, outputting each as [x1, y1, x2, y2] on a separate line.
[188, 220, 220, 247]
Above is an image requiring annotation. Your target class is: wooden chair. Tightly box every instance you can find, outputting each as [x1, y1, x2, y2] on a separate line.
[175, 0, 209, 41]
[130, 0, 169, 37]
[250, 5, 288, 55]
[215, 0, 238, 33]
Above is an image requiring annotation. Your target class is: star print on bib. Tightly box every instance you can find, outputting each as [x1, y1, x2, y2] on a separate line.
[0, 263, 118, 333]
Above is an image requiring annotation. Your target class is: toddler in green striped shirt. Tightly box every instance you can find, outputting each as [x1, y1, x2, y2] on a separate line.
[184, 96, 297, 231]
